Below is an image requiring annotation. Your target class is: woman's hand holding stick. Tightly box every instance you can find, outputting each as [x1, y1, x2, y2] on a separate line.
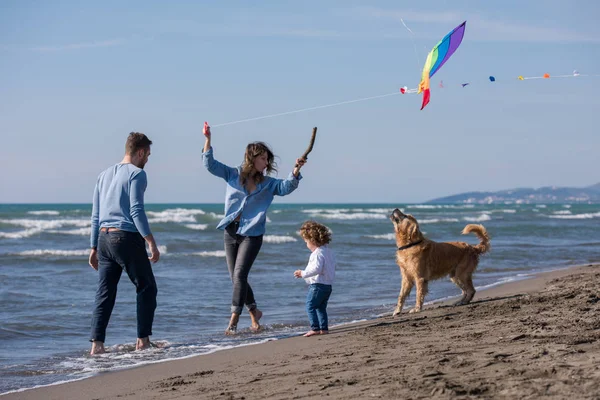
[293, 127, 317, 177]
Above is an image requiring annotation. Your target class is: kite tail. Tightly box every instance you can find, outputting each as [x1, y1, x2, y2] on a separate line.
[420, 88, 431, 110]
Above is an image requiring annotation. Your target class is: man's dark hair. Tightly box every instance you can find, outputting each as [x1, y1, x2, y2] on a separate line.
[125, 132, 152, 155]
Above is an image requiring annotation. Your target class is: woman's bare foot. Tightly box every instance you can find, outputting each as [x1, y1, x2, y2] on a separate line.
[90, 340, 105, 355]
[249, 308, 263, 332]
[320, 330, 329, 335]
[225, 313, 240, 336]
[136, 337, 152, 351]
[303, 330, 320, 337]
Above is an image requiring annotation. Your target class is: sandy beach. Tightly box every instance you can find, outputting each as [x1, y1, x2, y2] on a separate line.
[5, 264, 599, 400]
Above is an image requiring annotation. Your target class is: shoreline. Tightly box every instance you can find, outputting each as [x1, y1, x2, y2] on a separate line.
[4, 262, 599, 399]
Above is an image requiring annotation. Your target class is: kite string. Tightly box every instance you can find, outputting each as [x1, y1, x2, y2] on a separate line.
[212, 92, 401, 127]
[400, 18, 422, 73]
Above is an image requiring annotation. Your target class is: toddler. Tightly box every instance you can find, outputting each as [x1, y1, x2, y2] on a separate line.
[294, 221, 336, 337]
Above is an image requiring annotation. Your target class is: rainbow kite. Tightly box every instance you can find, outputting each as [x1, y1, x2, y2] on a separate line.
[418, 21, 467, 110]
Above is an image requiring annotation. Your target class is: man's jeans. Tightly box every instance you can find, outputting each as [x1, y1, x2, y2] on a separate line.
[224, 221, 263, 315]
[90, 230, 157, 342]
[306, 283, 332, 331]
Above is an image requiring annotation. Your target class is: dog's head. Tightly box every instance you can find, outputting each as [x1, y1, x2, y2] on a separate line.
[390, 208, 423, 243]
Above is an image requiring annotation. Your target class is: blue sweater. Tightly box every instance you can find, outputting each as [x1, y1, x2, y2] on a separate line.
[90, 163, 151, 248]
[202, 147, 302, 236]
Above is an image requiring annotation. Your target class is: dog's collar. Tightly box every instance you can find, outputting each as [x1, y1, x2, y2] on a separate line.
[397, 240, 423, 251]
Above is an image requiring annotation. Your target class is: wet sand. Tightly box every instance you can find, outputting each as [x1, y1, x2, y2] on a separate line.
[6, 264, 600, 399]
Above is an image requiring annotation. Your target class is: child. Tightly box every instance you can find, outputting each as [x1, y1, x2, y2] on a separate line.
[294, 221, 336, 337]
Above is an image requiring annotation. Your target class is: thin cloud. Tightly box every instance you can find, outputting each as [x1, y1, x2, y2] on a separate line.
[31, 38, 125, 52]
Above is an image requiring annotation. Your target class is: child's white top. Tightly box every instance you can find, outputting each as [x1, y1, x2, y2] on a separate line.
[300, 245, 336, 285]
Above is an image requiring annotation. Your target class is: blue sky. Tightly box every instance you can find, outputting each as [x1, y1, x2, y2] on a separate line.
[1, 1, 599, 203]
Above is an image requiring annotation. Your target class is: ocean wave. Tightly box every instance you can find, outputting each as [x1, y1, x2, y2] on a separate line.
[552, 210, 572, 215]
[184, 224, 208, 230]
[147, 208, 206, 224]
[48, 228, 92, 236]
[303, 211, 387, 220]
[463, 214, 492, 222]
[0, 218, 90, 229]
[549, 212, 600, 220]
[190, 250, 226, 257]
[263, 235, 297, 243]
[407, 204, 475, 209]
[364, 233, 395, 240]
[208, 212, 225, 219]
[14, 249, 90, 257]
[27, 211, 60, 216]
[0, 228, 44, 239]
[419, 218, 460, 224]
[301, 208, 354, 214]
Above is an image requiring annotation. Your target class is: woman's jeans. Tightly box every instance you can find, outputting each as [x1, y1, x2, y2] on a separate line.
[224, 221, 263, 315]
[90, 230, 157, 343]
[306, 283, 332, 331]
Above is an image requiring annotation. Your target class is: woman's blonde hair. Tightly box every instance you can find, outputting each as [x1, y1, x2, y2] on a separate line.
[240, 142, 277, 187]
[299, 221, 332, 247]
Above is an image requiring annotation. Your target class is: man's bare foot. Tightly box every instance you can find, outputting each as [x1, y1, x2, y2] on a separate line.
[249, 308, 263, 332]
[225, 313, 239, 336]
[303, 330, 320, 337]
[320, 330, 329, 335]
[90, 340, 105, 355]
[136, 337, 152, 351]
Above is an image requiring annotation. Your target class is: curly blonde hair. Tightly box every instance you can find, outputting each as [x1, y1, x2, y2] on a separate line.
[240, 142, 277, 187]
[299, 221, 332, 247]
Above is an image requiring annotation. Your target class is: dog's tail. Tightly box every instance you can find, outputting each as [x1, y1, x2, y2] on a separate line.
[462, 224, 491, 254]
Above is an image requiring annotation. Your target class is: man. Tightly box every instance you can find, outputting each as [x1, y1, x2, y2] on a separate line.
[88, 132, 160, 355]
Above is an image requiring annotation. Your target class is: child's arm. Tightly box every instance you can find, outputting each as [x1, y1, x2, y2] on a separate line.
[298, 251, 324, 278]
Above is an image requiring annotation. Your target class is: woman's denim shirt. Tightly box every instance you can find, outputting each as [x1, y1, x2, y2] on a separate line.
[203, 147, 302, 236]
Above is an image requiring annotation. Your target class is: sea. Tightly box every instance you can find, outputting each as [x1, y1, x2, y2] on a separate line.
[1, 202, 599, 394]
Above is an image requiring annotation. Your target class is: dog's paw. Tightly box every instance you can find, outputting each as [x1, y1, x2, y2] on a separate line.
[392, 310, 401, 317]
[408, 308, 421, 314]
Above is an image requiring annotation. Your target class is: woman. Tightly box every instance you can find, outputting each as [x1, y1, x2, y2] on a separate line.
[202, 122, 306, 335]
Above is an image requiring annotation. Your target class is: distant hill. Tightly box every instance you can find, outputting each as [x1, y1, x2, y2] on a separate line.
[428, 183, 600, 204]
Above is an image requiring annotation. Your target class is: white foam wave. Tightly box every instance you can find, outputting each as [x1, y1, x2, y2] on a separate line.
[0, 218, 90, 229]
[549, 212, 600, 220]
[190, 250, 226, 257]
[407, 204, 475, 209]
[301, 208, 353, 214]
[0, 228, 44, 239]
[15, 249, 90, 257]
[157, 245, 167, 254]
[365, 233, 395, 240]
[48, 228, 92, 236]
[184, 224, 208, 230]
[27, 210, 60, 216]
[552, 210, 572, 215]
[419, 218, 460, 224]
[563, 204, 572, 209]
[264, 235, 297, 243]
[147, 208, 205, 224]
[463, 214, 492, 222]
[304, 211, 387, 220]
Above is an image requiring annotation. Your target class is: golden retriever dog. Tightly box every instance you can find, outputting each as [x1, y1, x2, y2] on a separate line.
[389, 208, 490, 316]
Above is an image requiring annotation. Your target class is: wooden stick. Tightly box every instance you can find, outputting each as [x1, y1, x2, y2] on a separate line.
[295, 127, 317, 169]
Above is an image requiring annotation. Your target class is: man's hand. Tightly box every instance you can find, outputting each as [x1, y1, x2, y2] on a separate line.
[148, 244, 160, 263]
[203, 121, 211, 138]
[294, 269, 303, 278]
[89, 249, 98, 270]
